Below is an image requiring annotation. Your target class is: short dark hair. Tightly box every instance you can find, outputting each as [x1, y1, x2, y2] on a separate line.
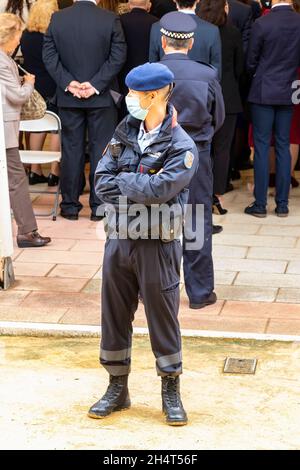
[176, 0, 198, 8]
[197, 0, 227, 27]
[164, 35, 192, 49]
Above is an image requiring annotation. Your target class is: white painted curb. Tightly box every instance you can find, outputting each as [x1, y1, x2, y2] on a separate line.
[1, 321, 300, 342]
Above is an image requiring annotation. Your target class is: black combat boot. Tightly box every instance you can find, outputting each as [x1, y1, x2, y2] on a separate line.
[161, 375, 188, 426]
[88, 375, 130, 419]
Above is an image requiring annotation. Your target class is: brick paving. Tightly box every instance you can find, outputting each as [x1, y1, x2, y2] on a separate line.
[2, 170, 300, 336]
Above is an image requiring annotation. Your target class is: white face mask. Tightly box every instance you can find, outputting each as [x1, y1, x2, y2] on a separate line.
[125, 95, 151, 121]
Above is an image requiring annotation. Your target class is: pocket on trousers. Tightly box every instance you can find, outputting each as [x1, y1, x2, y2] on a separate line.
[158, 240, 181, 292]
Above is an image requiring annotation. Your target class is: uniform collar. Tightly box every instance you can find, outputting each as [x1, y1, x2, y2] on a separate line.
[162, 52, 190, 61]
[178, 8, 196, 15]
[271, 3, 293, 9]
[74, 0, 97, 5]
[115, 104, 176, 149]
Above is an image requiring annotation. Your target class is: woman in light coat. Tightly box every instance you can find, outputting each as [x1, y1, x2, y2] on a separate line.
[0, 13, 50, 247]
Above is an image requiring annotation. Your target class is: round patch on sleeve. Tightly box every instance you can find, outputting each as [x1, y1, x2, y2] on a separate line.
[184, 151, 194, 169]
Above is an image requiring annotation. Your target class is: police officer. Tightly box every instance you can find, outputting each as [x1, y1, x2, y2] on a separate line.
[88, 62, 198, 426]
[160, 12, 225, 309]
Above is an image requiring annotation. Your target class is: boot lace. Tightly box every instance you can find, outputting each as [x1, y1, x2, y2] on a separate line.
[164, 377, 181, 408]
[102, 377, 125, 402]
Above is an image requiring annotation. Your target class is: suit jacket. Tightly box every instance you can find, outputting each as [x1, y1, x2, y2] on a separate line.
[247, 6, 300, 105]
[43, 1, 127, 108]
[119, 8, 158, 91]
[149, 0, 176, 18]
[0, 49, 33, 149]
[219, 23, 244, 114]
[160, 53, 225, 144]
[227, 0, 253, 52]
[149, 14, 222, 80]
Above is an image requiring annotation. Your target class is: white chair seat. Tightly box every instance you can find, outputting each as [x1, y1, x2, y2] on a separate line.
[19, 111, 62, 220]
[20, 150, 61, 165]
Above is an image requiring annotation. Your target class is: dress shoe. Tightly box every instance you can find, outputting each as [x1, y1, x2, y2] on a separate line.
[48, 173, 59, 187]
[28, 172, 48, 185]
[161, 376, 187, 426]
[90, 213, 104, 222]
[212, 195, 227, 215]
[189, 291, 217, 310]
[17, 230, 51, 248]
[275, 206, 289, 218]
[212, 224, 223, 235]
[60, 211, 78, 221]
[244, 203, 267, 218]
[88, 375, 130, 419]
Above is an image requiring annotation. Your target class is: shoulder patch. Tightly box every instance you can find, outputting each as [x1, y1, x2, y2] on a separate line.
[184, 151, 194, 169]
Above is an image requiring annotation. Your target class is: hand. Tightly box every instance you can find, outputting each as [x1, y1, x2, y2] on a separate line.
[79, 82, 96, 99]
[67, 80, 82, 99]
[80, 87, 96, 99]
[24, 73, 35, 85]
[80, 81, 93, 91]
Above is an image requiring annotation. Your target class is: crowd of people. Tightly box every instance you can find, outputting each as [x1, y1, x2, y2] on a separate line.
[1, 0, 300, 425]
[1, 0, 300, 234]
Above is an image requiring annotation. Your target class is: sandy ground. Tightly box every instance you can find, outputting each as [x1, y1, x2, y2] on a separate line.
[1, 335, 300, 450]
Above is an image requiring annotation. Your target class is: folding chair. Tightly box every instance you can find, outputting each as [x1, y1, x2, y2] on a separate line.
[19, 110, 62, 221]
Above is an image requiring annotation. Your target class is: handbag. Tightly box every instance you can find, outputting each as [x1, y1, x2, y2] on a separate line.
[20, 88, 47, 121]
[16, 63, 47, 120]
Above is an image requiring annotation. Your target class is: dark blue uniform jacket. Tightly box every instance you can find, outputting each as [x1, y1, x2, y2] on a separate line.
[161, 54, 225, 144]
[94, 105, 198, 239]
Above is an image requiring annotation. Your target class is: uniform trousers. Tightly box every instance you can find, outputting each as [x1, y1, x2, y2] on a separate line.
[100, 238, 182, 377]
[6, 147, 37, 235]
[59, 106, 117, 215]
[183, 144, 214, 303]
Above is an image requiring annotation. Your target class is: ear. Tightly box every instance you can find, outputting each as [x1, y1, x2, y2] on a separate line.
[188, 38, 194, 51]
[161, 35, 167, 50]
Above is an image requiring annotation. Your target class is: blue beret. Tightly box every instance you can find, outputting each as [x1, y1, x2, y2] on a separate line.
[125, 62, 174, 91]
[160, 11, 196, 39]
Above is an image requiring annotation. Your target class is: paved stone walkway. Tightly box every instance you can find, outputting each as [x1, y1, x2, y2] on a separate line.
[1, 170, 300, 336]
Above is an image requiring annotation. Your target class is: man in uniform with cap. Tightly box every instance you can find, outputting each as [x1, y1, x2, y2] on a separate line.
[149, 0, 222, 80]
[160, 12, 225, 309]
[88, 62, 198, 426]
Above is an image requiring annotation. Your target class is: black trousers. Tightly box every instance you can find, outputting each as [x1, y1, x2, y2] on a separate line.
[183, 144, 214, 303]
[100, 238, 182, 377]
[59, 106, 117, 215]
[212, 114, 237, 195]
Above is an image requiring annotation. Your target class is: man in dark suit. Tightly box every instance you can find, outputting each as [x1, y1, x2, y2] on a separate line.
[150, 0, 177, 18]
[245, 0, 300, 218]
[227, 0, 253, 52]
[119, 1, 158, 117]
[160, 12, 225, 308]
[149, 0, 222, 79]
[43, 0, 127, 220]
